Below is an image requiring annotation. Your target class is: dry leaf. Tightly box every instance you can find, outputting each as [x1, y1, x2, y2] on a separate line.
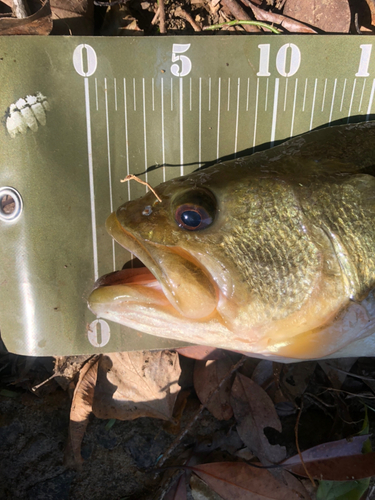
[67, 350, 181, 468]
[92, 351, 181, 421]
[0, 0, 52, 35]
[230, 373, 286, 464]
[318, 358, 357, 389]
[194, 354, 240, 420]
[283, 452, 375, 481]
[283, 0, 351, 32]
[246, 1, 317, 33]
[50, 0, 94, 35]
[165, 472, 188, 500]
[190, 462, 309, 500]
[190, 473, 223, 499]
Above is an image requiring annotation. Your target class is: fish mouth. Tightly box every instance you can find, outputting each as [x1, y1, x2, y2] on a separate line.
[88, 212, 219, 324]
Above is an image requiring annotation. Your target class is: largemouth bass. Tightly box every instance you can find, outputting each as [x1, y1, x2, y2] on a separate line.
[89, 122, 375, 361]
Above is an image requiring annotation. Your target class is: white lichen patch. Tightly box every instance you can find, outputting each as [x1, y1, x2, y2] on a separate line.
[5, 92, 50, 138]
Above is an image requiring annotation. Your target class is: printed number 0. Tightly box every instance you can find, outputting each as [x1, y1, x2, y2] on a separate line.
[171, 44, 192, 77]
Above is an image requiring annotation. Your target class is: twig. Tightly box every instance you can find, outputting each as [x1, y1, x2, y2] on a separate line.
[175, 7, 201, 31]
[204, 19, 280, 33]
[221, 0, 260, 32]
[155, 355, 247, 471]
[158, 0, 166, 33]
[94, 0, 129, 5]
[294, 401, 316, 487]
[120, 174, 162, 203]
[241, 0, 317, 33]
[151, 8, 160, 24]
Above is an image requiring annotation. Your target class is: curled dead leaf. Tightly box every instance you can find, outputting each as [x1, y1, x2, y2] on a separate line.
[0, 0, 52, 35]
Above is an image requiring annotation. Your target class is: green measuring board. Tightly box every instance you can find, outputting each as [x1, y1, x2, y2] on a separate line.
[0, 35, 374, 356]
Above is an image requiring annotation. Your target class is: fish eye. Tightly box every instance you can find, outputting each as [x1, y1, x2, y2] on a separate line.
[173, 188, 216, 231]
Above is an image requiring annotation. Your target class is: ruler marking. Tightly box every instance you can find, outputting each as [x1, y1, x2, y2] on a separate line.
[283, 78, 288, 112]
[347, 79, 356, 123]
[152, 78, 155, 111]
[123, 79, 130, 200]
[179, 78, 184, 175]
[329, 78, 337, 124]
[321, 78, 327, 111]
[234, 77, 240, 156]
[290, 78, 298, 137]
[366, 78, 375, 120]
[265, 78, 269, 111]
[190, 77, 192, 111]
[199, 77, 202, 168]
[310, 78, 317, 131]
[95, 78, 98, 111]
[133, 78, 136, 111]
[171, 78, 173, 111]
[209, 77, 211, 111]
[302, 78, 308, 112]
[340, 78, 347, 112]
[142, 78, 148, 185]
[217, 77, 221, 160]
[104, 78, 115, 270]
[114, 78, 118, 111]
[161, 78, 165, 182]
[253, 78, 259, 151]
[359, 79, 366, 112]
[227, 77, 231, 111]
[270, 78, 279, 147]
[84, 78, 98, 280]
[246, 78, 250, 111]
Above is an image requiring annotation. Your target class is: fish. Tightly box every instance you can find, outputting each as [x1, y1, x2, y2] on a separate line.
[88, 122, 375, 362]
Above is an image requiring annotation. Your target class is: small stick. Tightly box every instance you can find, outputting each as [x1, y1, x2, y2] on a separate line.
[175, 7, 202, 31]
[120, 174, 162, 203]
[151, 7, 160, 24]
[155, 355, 247, 471]
[221, 0, 260, 32]
[158, 0, 166, 33]
[204, 19, 280, 33]
[294, 401, 316, 487]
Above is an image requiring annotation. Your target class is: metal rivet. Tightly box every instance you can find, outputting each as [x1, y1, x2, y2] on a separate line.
[0, 187, 23, 222]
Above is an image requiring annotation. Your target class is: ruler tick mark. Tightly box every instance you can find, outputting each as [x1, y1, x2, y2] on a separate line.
[302, 78, 308, 112]
[190, 77, 192, 111]
[253, 78, 259, 152]
[104, 77, 115, 271]
[329, 78, 337, 124]
[199, 77, 202, 168]
[265, 78, 269, 111]
[347, 79, 356, 123]
[340, 78, 347, 112]
[133, 78, 136, 111]
[123, 78, 130, 201]
[283, 78, 288, 112]
[152, 78, 155, 111]
[114, 78, 118, 111]
[142, 78, 148, 185]
[246, 78, 250, 112]
[366, 78, 375, 120]
[217, 77, 221, 160]
[290, 78, 298, 137]
[227, 77, 231, 111]
[234, 78, 240, 156]
[95, 78, 98, 111]
[171, 78, 173, 111]
[179, 78, 184, 175]
[270, 78, 279, 147]
[161, 78, 165, 182]
[209, 77, 211, 111]
[359, 79, 366, 112]
[310, 78, 317, 131]
[321, 78, 327, 111]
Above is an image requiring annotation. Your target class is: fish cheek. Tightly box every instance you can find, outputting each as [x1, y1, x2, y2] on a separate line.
[156, 250, 217, 319]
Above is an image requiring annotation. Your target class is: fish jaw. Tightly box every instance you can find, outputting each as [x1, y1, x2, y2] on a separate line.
[88, 212, 219, 321]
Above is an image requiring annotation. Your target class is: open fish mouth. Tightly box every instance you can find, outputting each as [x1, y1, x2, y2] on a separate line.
[88, 212, 219, 324]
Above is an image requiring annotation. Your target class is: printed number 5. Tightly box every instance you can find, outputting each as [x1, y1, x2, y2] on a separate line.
[171, 44, 192, 77]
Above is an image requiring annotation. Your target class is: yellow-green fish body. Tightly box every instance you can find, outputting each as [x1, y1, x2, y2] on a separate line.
[89, 122, 375, 361]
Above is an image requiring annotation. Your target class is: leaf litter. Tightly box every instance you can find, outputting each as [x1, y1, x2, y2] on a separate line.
[1, 0, 375, 498]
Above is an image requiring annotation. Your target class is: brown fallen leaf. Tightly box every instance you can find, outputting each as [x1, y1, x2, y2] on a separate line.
[189, 462, 310, 499]
[230, 373, 286, 464]
[176, 346, 229, 360]
[283, 0, 351, 32]
[50, 0, 94, 35]
[67, 350, 181, 468]
[194, 353, 241, 420]
[0, 0, 52, 35]
[283, 452, 375, 481]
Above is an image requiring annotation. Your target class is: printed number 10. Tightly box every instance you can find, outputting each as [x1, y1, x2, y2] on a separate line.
[258, 43, 301, 77]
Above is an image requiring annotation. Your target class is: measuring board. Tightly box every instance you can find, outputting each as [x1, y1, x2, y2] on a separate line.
[1, 35, 375, 356]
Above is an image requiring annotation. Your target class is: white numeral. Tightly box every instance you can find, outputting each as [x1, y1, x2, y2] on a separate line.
[73, 44, 97, 77]
[88, 319, 110, 347]
[258, 43, 301, 77]
[356, 44, 372, 77]
[171, 44, 192, 77]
